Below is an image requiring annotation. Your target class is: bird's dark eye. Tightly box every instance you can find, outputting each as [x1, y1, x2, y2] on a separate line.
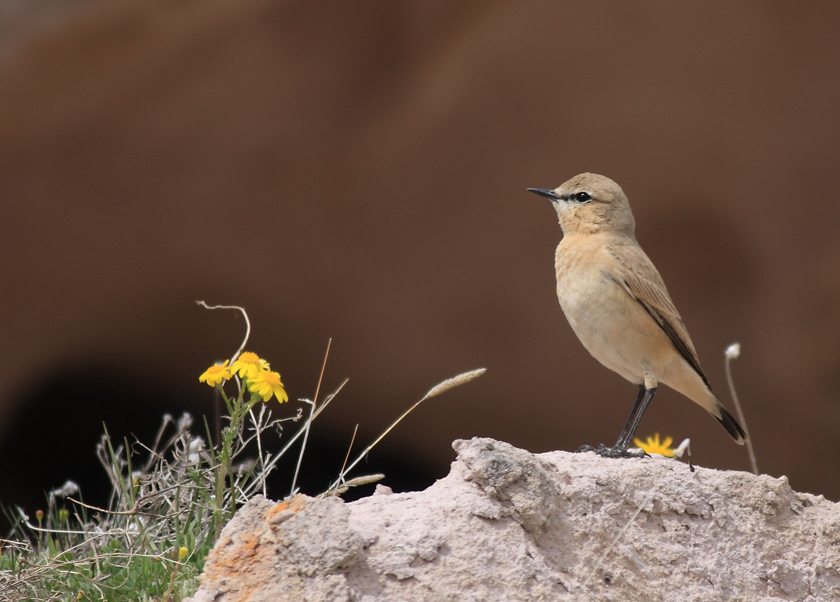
[574, 191, 592, 203]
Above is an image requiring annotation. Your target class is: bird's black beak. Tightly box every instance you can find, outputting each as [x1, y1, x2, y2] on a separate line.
[527, 187, 561, 201]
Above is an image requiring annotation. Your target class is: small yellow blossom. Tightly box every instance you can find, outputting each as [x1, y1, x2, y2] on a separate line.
[231, 352, 270, 380]
[199, 360, 232, 387]
[58, 509, 69, 522]
[178, 546, 189, 560]
[633, 433, 675, 457]
[248, 369, 289, 403]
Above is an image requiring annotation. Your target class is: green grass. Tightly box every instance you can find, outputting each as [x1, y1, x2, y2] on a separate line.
[1, 414, 226, 601]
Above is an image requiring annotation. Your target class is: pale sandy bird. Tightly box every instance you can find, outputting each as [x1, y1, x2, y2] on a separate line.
[528, 173, 747, 456]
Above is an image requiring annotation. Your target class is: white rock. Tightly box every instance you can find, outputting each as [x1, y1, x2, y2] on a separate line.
[187, 438, 840, 602]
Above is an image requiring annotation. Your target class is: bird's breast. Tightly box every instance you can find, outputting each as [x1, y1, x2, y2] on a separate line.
[554, 239, 660, 384]
[554, 241, 618, 319]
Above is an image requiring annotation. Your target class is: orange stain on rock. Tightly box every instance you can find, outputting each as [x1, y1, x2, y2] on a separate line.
[199, 498, 312, 600]
[264, 494, 308, 522]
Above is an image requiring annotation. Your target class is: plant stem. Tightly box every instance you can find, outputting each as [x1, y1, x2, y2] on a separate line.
[290, 339, 331, 497]
[725, 350, 758, 475]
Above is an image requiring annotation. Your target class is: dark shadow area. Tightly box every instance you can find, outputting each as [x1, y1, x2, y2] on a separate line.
[0, 370, 438, 535]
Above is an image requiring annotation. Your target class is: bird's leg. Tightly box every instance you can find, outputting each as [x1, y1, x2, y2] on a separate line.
[613, 384, 646, 448]
[614, 386, 657, 450]
[575, 384, 657, 458]
[574, 386, 646, 456]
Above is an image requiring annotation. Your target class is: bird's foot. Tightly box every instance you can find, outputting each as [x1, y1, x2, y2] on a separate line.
[575, 443, 648, 458]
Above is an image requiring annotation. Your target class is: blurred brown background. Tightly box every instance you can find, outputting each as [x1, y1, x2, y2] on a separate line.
[2, 0, 839, 523]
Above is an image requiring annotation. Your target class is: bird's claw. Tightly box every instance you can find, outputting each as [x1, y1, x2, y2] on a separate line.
[575, 443, 648, 458]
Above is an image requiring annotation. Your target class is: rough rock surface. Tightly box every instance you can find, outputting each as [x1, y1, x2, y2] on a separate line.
[187, 438, 840, 602]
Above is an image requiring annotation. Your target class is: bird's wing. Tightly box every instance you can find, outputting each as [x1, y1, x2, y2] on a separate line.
[605, 242, 712, 389]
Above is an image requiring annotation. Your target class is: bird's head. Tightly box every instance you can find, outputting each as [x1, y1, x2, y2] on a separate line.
[528, 172, 635, 237]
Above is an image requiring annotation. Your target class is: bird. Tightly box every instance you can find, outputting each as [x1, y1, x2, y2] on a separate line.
[527, 173, 747, 456]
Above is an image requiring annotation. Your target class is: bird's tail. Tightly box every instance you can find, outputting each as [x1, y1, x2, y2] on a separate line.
[713, 403, 748, 445]
[676, 376, 749, 445]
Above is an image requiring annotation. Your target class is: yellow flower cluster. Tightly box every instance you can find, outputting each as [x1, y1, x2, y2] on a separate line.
[633, 433, 675, 457]
[198, 351, 288, 403]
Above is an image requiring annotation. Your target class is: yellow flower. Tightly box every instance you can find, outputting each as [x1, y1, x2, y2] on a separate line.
[178, 546, 189, 560]
[633, 433, 675, 457]
[248, 369, 288, 403]
[199, 360, 232, 387]
[231, 352, 269, 380]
